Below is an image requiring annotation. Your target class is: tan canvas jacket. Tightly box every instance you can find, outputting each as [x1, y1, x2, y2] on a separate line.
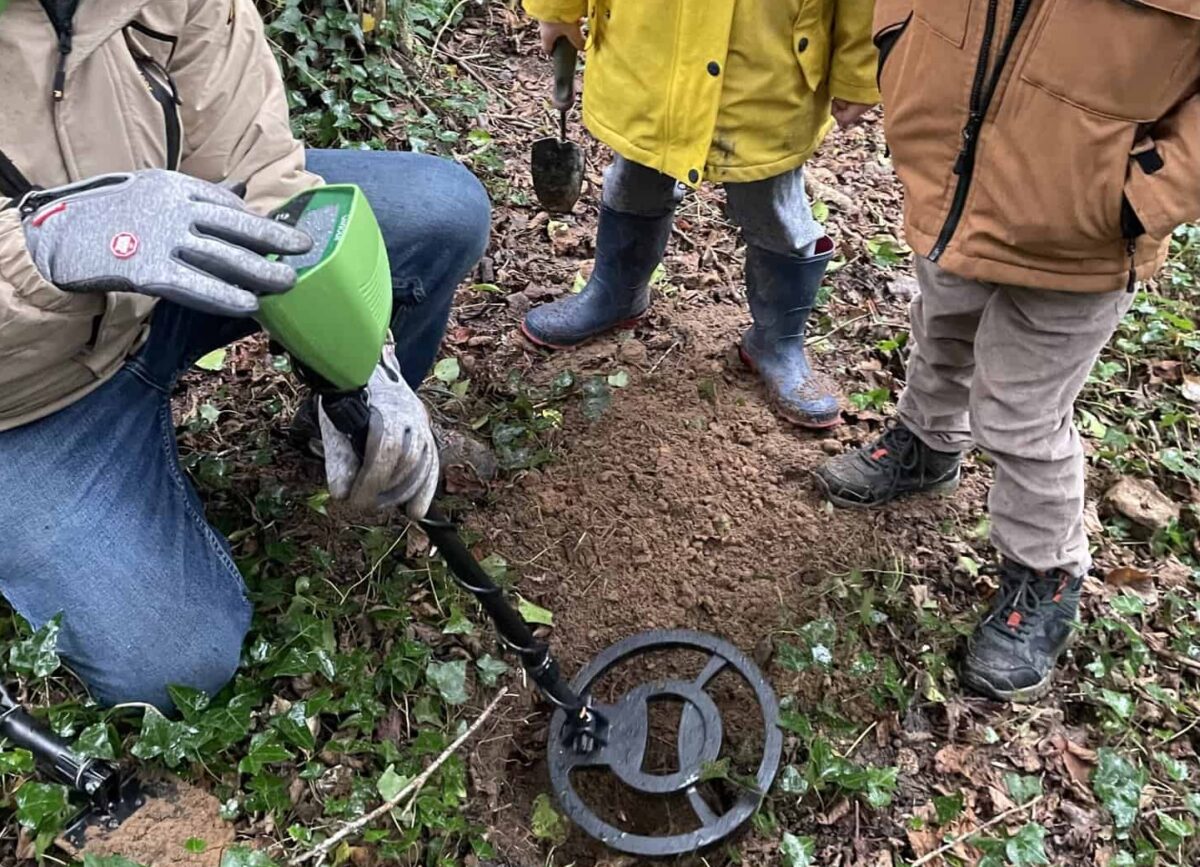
[873, 0, 1200, 292]
[0, 0, 318, 431]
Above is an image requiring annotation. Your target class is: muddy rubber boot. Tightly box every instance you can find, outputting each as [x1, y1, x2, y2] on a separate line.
[521, 205, 674, 349]
[960, 561, 1082, 703]
[813, 419, 962, 508]
[738, 237, 841, 428]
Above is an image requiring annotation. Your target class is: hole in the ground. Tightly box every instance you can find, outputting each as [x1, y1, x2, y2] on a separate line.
[572, 767, 704, 837]
[642, 697, 684, 776]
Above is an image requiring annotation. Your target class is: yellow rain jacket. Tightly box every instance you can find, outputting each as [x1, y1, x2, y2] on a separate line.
[523, 0, 879, 186]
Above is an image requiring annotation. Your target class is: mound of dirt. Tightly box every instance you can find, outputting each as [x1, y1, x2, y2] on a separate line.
[67, 776, 236, 867]
[466, 291, 989, 864]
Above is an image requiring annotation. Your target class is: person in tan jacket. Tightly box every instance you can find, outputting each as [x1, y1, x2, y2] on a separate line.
[0, 0, 490, 710]
[816, 0, 1200, 702]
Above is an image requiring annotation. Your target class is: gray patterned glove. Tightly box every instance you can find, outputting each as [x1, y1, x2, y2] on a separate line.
[318, 335, 440, 520]
[20, 169, 312, 317]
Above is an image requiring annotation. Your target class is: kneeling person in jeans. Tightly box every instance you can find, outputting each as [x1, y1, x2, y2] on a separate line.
[0, 0, 490, 710]
[817, 0, 1200, 701]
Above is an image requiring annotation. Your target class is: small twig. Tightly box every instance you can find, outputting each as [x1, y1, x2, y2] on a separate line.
[646, 341, 681, 376]
[291, 689, 509, 865]
[1165, 716, 1200, 745]
[806, 313, 873, 347]
[843, 720, 878, 758]
[909, 795, 1045, 867]
[440, 50, 514, 108]
[1170, 652, 1200, 674]
[427, 0, 474, 68]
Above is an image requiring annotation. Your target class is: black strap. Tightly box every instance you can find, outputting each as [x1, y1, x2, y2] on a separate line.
[2, 1, 77, 200]
[0, 147, 34, 203]
[1133, 147, 1165, 176]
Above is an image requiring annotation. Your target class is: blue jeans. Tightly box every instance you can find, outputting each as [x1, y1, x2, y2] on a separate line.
[0, 151, 490, 709]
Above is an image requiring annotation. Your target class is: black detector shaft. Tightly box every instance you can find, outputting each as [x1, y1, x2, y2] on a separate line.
[0, 682, 143, 846]
[320, 390, 607, 751]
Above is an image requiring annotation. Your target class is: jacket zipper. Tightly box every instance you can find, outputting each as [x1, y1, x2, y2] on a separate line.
[123, 26, 184, 171]
[51, 20, 72, 100]
[930, 0, 1034, 262]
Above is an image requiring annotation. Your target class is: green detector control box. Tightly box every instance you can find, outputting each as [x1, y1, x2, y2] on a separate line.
[257, 185, 393, 392]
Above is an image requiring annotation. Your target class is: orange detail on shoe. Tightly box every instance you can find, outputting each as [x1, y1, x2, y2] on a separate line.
[871, 448, 888, 461]
[1007, 611, 1023, 630]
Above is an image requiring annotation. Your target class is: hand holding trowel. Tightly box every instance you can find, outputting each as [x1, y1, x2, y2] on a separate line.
[531, 37, 584, 214]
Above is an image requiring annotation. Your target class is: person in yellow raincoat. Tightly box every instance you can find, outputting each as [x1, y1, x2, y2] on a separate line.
[521, 0, 879, 428]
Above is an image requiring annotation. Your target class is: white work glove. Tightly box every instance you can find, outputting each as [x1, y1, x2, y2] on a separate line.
[318, 336, 440, 519]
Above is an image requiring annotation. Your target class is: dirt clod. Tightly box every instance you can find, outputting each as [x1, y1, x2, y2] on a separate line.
[68, 777, 235, 867]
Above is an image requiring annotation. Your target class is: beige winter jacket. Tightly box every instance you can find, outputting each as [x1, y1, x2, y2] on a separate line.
[0, 0, 318, 431]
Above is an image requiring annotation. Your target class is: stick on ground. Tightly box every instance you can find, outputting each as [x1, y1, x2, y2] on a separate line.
[909, 794, 1045, 867]
[291, 688, 510, 866]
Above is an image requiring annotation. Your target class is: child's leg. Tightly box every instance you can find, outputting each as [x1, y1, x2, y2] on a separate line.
[522, 155, 678, 349]
[723, 165, 823, 256]
[814, 257, 984, 506]
[898, 257, 993, 453]
[972, 285, 1133, 576]
[725, 166, 837, 428]
[960, 284, 1132, 701]
[602, 155, 685, 216]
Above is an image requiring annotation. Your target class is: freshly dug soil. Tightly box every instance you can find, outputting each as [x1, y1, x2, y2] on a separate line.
[67, 776, 235, 867]
[466, 290, 990, 864]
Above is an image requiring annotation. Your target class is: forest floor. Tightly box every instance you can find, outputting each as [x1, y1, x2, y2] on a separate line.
[3, 7, 1200, 867]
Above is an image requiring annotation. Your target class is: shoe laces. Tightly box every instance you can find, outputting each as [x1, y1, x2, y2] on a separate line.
[981, 563, 1070, 640]
[865, 420, 922, 491]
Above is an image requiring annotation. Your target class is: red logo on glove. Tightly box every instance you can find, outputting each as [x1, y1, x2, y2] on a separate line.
[110, 232, 140, 260]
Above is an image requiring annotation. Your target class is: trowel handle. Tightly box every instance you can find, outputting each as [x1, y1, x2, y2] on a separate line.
[551, 37, 578, 111]
[0, 687, 118, 802]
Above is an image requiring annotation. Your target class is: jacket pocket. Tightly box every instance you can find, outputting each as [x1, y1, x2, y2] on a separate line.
[1021, 0, 1200, 122]
[876, 13, 912, 89]
[793, 2, 831, 92]
[914, 0, 972, 48]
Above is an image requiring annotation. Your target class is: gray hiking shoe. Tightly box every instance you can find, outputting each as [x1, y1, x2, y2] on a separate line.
[814, 419, 961, 508]
[960, 561, 1082, 703]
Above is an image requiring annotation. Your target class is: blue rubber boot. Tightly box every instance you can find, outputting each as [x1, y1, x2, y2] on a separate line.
[738, 236, 841, 429]
[522, 205, 674, 349]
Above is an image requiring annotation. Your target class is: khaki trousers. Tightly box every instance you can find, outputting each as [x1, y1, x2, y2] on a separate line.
[898, 258, 1134, 577]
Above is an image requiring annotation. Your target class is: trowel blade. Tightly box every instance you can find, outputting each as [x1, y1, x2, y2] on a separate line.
[531, 136, 584, 214]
